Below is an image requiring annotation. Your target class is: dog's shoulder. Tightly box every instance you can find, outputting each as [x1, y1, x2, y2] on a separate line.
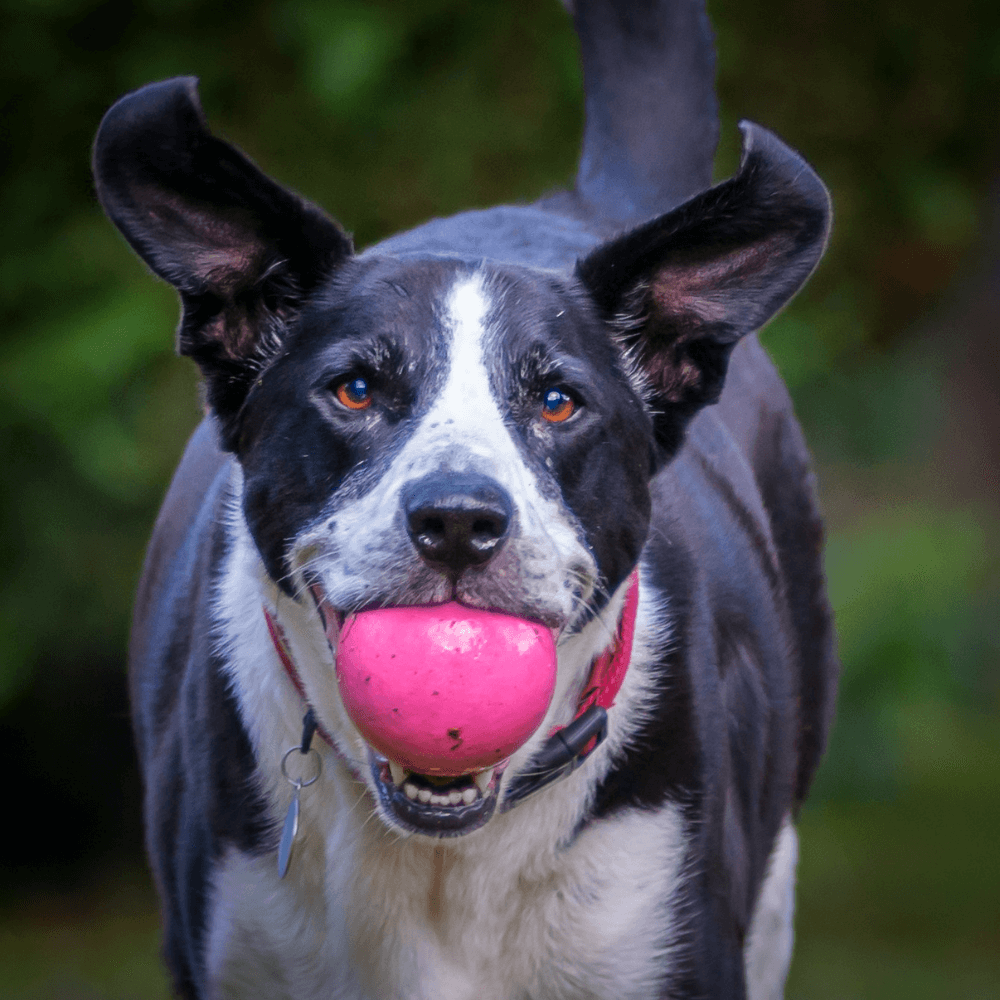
[129, 417, 273, 995]
[713, 334, 840, 804]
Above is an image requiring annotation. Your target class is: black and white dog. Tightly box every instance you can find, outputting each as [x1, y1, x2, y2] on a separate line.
[94, 1, 838, 997]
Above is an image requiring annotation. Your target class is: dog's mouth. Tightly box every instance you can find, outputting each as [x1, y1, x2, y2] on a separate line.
[368, 749, 506, 836]
[302, 582, 558, 835]
[295, 577, 579, 837]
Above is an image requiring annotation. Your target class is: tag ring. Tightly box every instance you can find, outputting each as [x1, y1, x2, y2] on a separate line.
[281, 746, 322, 788]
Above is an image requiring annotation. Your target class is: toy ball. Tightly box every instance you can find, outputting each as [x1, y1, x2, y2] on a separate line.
[335, 603, 557, 775]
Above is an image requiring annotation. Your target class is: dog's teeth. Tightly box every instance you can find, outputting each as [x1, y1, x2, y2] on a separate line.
[417, 788, 432, 803]
[430, 792, 449, 806]
[474, 768, 494, 795]
[404, 782, 418, 800]
[448, 790, 463, 805]
[388, 761, 406, 786]
[461, 787, 477, 805]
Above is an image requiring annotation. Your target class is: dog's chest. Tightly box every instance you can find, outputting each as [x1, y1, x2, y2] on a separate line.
[205, 799, 687, 1000]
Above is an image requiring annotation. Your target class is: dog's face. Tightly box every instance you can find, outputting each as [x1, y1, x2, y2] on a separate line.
[232, 257, 655, 833]
[94, 78, 830, 837]
[238, 257, 651, 630]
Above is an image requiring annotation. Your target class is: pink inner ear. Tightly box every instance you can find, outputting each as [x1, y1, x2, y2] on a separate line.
[195, 244, 263, 289]
[138, 184, 268, 289]
[136, 186, 277, 361]
[650, 233, 794, 326]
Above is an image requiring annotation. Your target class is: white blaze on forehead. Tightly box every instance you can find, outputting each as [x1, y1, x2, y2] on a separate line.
[430, 273, 501, 457]
[420, 272, 553, 521]
[390, 270, 519, 474]
[446, 275, 490, 355]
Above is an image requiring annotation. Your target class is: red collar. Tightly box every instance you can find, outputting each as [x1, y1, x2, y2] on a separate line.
[263, 571, 640, 764]
[263, 608, 337, 747]
[567, 570, 640, 721]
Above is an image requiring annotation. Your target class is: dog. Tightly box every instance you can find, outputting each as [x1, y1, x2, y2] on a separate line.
[94, 1, 838, 997]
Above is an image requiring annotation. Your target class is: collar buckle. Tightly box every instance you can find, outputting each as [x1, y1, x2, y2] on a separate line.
[499, 705, 609, 809]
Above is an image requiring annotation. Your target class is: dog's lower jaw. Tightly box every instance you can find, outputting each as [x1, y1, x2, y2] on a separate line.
[336, 574, 633, 837]
[369, 752, 504, 837]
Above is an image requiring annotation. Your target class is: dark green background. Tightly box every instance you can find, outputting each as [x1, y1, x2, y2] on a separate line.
[1, 0, 998, 996]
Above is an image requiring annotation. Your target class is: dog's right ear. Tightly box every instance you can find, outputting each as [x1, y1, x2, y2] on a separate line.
[93, 78, 352, 445]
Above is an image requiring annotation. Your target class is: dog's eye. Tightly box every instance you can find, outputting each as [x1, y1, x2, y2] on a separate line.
[541, 387, 576, 423]
[335, 377, 373, 410]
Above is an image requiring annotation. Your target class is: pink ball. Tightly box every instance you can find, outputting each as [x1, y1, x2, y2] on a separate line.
[335, 603, 557, 775]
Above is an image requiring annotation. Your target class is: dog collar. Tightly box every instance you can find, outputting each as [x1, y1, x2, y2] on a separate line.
[501, 571, 640, 808]
[262, 571, 640, 809]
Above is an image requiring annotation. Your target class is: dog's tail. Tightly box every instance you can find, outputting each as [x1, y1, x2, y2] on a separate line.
[570, 0, 719, 225]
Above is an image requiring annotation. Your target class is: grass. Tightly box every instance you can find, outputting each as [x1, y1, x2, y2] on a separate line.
[787, 702, 1000, 999]
[0, 869, 170, 1000]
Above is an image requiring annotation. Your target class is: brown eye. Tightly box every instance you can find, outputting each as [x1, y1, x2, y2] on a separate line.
[541, 387, 575, 423]
[335, 377, 372, 410]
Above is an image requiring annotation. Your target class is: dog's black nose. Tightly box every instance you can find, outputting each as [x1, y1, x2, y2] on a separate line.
[402, 473, 513, 574]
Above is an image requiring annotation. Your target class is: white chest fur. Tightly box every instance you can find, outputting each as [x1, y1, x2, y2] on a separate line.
[205, 787, 687, 1000]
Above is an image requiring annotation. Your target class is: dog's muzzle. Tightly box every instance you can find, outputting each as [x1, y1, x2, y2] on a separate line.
[265, 573, 639, 838]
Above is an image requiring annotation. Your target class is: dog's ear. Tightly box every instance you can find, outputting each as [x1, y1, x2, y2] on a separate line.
[92, 77, 352, 444]
[577, 122, 831, 458]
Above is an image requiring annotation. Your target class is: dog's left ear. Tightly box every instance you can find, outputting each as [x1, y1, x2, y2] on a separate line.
[577, 122, 831, 458]
[93, 78, 353, 447]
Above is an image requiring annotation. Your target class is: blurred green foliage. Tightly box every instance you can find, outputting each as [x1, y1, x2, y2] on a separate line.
[819, 504, 999, 798]
[1, 0, 998, 971]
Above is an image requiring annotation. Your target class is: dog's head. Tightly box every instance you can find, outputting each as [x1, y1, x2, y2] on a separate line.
[94, 78, 829, 836]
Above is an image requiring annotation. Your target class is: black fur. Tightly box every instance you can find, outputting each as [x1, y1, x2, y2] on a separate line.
[128, 420, 272, 997]
[573, 0, 718, 223]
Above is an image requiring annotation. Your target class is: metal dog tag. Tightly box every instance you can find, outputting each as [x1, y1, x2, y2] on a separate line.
[277, 740, 322, 878]
[278, 781, 301, 879]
